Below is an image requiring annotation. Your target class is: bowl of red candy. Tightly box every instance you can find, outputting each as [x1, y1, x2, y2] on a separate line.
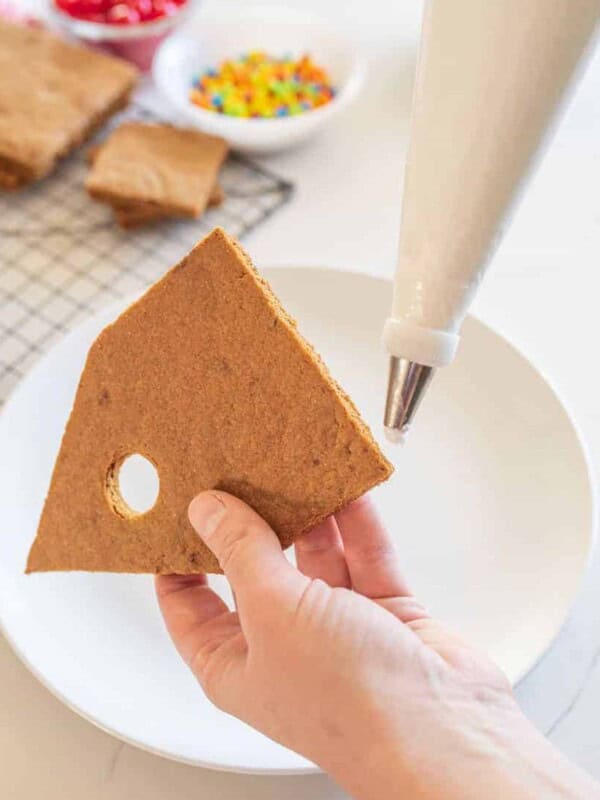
[49, 0, 194, 70]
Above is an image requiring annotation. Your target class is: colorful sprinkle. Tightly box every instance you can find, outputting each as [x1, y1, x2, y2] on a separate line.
[189, 51, 336, 119]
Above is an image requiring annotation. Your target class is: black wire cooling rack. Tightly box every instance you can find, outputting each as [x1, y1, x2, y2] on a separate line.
[0, 105, 294, 403]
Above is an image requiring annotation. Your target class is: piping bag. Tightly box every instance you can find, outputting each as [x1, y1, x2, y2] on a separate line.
[384, 0, 599, 443]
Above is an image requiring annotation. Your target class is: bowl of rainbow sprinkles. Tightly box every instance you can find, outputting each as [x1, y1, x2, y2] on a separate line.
[153, 6, 366, 153]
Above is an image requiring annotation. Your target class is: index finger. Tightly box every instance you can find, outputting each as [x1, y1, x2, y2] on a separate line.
[335, 495, 412, 599]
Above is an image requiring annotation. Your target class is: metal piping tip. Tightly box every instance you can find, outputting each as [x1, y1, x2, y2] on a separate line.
[384, 357, 434, 443]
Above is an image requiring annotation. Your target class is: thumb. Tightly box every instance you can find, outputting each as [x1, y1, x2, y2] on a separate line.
[188, 491, 307, 614]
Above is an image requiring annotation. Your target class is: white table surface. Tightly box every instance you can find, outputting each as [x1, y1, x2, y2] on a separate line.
[3, 0, 600, 796]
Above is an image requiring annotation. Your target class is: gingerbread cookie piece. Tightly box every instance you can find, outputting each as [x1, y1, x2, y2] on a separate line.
[86, 122, 228, 223]
[112, 184, 225, 228]
[27, 228, 393, 574]
[0, 20, 137, 189]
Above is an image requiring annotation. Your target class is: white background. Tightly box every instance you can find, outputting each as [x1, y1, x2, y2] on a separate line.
[2, 0, 600, 796]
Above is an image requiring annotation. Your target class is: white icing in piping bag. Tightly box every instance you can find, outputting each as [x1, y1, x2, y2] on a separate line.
[384, 0, 599, 442]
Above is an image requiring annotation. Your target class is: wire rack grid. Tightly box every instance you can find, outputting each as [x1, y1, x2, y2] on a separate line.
[0, 105, 294, 404]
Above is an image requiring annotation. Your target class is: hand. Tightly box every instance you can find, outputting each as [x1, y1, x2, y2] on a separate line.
[156, 492, 599, 800]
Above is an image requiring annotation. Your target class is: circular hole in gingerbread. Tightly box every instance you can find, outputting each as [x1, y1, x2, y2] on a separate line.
[106, 454, 160, 518]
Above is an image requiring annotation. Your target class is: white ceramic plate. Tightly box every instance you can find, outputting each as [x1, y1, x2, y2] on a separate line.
[0, 267, 594, 774]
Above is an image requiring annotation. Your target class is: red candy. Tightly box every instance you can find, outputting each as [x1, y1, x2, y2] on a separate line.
[106, 3, 139, 24]
[54, 0, 184, 24]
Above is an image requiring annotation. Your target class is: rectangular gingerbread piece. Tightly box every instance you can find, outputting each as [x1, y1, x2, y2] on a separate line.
[111, 184, 225, 228]
[0, 20, 138, 189]
[86, 122, 228, 221]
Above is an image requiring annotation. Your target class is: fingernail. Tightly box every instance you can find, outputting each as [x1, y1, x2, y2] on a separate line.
[188, 493, 226, 542]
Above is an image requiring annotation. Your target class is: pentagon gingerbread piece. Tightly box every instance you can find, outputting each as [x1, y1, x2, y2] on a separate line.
[27, 228, 393, 574]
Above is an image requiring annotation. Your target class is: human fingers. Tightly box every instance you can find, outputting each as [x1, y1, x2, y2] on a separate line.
[336, 495, 413, 599]
[294, 516, 351, 588]
[188, 491, 308, 625]
[155, 574, 236, 667]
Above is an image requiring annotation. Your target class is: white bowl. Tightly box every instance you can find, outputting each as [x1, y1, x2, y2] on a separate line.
[48, 3, 194, 42]
[47, 0, 200, 70]
[152, 6, 367, 153]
